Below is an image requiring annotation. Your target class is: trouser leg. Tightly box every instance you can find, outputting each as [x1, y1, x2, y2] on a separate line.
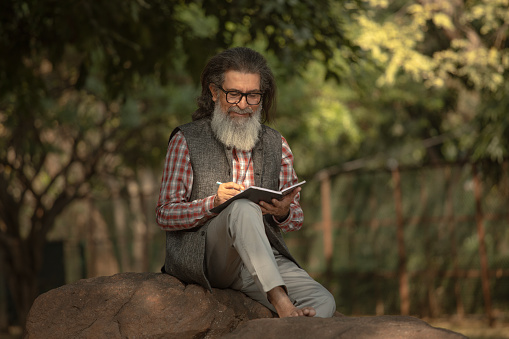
[239, 252, 337, 318]
[205, 199, 336, 318]
[205, 199, 285, 293]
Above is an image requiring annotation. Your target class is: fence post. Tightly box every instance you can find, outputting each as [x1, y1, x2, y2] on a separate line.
[320, 173, 333, 283]
[391, 165, 410, 315]
[445, 166, 464, 317]
[472, 164, 494, 327]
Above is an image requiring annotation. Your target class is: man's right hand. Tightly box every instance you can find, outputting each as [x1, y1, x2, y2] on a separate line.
[214, 182, 245, 207]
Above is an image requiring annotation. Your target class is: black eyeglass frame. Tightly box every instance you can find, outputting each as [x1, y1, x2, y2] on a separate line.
[215, 85, 263, 105]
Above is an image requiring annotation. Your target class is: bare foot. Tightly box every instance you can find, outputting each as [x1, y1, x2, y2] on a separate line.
[284, 306, 317, 318]
[267, 286, 316, 318]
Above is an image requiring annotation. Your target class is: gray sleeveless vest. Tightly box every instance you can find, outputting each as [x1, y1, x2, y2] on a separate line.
[163, 118, 299, 291]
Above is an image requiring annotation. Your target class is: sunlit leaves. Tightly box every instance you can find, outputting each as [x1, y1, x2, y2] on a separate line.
[467, 0, 509, 36]
[355, 0, 509, 93]
[354, 14, 435, 87]
[342, 0, 509, 168]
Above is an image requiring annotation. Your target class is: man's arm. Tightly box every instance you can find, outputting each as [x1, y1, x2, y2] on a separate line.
[155, 131, 216, 231]
[259, 136, 304, 232]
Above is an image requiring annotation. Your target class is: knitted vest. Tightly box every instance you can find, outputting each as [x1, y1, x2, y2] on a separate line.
[163, 118, 299, 291]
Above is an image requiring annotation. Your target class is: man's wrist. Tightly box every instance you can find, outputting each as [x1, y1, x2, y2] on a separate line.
[204, 195, 218, 212]
[274, 211, 290, 223]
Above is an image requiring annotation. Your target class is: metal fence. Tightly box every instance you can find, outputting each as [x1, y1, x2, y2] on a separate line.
[286, 161, 509, 325]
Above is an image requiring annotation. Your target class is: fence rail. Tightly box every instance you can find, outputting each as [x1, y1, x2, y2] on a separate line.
[302, 161, 509, 326]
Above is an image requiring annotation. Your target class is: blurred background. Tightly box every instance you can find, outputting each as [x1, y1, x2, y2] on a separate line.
[1, 0, 508, 338]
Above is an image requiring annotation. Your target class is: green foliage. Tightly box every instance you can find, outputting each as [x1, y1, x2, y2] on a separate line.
[345, 0, 509, 166]
[272, 0, 508, 180]
[217, 0, 344, 56]
[274, 61, 363, 176]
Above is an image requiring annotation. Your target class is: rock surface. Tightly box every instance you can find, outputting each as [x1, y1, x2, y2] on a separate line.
[223, 316, 467, 339]
[25, 272, 467, 338]
[25, 272, 274, 338]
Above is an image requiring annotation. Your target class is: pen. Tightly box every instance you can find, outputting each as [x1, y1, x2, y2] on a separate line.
[217, 181, 246, 192]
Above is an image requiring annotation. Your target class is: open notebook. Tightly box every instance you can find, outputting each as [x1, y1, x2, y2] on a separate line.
[210, 181, 306, 214]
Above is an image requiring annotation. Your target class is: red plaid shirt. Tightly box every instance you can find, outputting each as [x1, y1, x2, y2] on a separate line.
[156, 130, 304, 232]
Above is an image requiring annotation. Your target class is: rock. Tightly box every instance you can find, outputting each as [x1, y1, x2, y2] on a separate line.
[25, 272, 274, 339]
[223, 316, 468, 339]
[25, 272, 467, 339]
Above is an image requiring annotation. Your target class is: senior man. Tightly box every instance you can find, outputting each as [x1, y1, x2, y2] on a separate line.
[156, 47, 335, 318]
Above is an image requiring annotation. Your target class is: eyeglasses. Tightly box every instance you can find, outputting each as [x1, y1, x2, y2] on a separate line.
[216, 86, 263, 105]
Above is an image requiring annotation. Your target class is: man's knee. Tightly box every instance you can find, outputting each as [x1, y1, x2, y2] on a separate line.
[222, 199, 264, 235]
[228, 199, 262, 223]
[229, 199, 262, 215]
[314, 289, 336, 318]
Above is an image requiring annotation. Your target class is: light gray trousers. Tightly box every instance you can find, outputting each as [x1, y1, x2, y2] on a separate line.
[205, 199, 336, 317]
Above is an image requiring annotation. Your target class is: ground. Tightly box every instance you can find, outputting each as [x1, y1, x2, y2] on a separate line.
[426, 315, 509, 339]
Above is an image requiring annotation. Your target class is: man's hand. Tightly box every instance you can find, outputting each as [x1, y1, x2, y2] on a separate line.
[214, 182, 245, 207]
[259, 187, 301, 220]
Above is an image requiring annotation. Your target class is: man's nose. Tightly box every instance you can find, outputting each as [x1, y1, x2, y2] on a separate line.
[237, 95, 249, 109]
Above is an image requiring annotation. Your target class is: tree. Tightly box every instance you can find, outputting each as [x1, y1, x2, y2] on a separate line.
[0, 0, 183, 326]
[342, 0, 509, 169]
[272, 0, 509, 179]
[0, 0, 349, 327]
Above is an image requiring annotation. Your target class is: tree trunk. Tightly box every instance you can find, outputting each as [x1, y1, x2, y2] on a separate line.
[138, 168, 157, 272]
[0, 255, 8, 332]
[1, 236, 41, 328]
[109, 178, 131, 273]
[127, 179, 148, 272]
[86, 198, 119, 278]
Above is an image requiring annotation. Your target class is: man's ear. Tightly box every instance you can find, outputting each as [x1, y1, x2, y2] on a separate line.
[209, 84, 217, 102]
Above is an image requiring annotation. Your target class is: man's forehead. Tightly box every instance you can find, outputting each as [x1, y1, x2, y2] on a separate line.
[223, 70, 260, 90]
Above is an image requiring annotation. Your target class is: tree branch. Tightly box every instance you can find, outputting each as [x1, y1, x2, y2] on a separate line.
[39, 129, 83, 198]
[0, 173, 22, 236]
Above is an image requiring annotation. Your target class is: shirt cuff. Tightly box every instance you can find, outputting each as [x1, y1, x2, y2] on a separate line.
[205, 195, 217, 214]
[273, 210, 291, 225]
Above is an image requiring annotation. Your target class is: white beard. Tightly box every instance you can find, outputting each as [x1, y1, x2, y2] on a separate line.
[210, 101, 262, 151]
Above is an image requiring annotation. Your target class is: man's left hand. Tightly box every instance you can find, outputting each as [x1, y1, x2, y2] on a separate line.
[259, 187, 301, 220]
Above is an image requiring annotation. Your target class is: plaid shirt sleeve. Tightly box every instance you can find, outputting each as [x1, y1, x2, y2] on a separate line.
[273, 136, 304, 233]
[155, 130, 216, 231]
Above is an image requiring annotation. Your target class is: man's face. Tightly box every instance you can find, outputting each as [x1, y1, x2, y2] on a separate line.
[209, 70, 261, 121]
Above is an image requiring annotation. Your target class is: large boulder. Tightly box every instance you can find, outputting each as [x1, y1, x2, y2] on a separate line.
[25, 272, 274, 338]
[223, 316, 467, 339]
[25, 272, 467, 338]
